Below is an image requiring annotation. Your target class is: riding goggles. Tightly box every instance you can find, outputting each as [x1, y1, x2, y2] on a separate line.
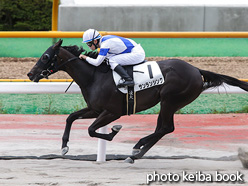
[86, 42, 93, 47]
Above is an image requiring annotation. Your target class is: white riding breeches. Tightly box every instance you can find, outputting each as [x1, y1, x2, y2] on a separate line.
[108, 44, 145, 70]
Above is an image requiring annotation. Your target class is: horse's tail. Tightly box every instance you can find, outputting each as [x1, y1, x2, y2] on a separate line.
[199, 69, 248, 92]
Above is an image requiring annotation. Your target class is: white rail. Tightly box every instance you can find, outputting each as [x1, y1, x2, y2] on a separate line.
[0, 82, 247, 94]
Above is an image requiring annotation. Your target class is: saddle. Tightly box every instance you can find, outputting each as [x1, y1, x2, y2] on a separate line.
[112, 61, 165, 115]
[95, 60, 164, 115]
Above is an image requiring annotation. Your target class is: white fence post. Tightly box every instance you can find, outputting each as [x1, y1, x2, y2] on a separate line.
[96, 126, 108, 162]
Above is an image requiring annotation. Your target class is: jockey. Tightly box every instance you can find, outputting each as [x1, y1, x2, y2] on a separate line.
[79, 29, 145, 88]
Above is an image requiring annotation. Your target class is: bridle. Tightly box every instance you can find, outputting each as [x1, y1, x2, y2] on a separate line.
[38, 47, 79, 92]
[40, 48, 79, 79]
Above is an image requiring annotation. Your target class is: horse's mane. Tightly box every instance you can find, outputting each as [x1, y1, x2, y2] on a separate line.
[62, 45, 84, 57]
[62, 45, 99, 59]
[61, 44, 109, 72]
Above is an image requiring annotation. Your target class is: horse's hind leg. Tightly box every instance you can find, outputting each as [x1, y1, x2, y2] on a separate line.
[132, 113, 163, 155]
[88, 110, 121, 141]
[126, 100, 176, 163]
[62, 107, 98, 155]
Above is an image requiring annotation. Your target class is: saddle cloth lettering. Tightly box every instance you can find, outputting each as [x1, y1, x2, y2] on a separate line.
[113, 61, 165, 93]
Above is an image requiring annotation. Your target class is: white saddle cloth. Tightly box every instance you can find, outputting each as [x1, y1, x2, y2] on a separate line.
[112, 61, 165, 94]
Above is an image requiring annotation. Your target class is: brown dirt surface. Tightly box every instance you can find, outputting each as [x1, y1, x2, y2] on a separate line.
[0, 57, 247, 79]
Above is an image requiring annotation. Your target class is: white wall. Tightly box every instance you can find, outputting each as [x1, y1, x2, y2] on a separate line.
[58, 4, 248, 31]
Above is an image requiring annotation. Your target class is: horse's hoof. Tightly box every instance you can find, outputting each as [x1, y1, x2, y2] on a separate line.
[112, 125, 122, 132]
[132, 148, 141, 156]
[61, 146, 69, 156]
[124, 157, 134, 164]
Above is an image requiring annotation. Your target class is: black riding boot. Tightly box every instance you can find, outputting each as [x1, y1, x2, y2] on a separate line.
[114, 65, 134, 88]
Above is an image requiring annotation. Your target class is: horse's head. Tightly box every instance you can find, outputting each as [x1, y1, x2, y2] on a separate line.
[27, 39, 63, 82]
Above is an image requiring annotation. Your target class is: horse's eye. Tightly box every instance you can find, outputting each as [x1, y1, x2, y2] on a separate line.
[41, 54, 50, 63]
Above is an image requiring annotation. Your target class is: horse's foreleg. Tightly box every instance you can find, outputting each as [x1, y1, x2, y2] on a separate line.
[62, 107, 98, 155]
[88, 110, 121, 141]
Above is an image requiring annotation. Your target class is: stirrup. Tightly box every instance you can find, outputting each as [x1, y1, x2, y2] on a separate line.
[117, 80, 134, 88]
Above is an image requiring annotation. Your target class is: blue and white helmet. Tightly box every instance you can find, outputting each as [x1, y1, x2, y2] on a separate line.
[82, 29, 101, 43]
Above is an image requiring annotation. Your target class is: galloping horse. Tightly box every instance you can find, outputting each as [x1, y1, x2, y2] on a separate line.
[27, 40, 248, 163]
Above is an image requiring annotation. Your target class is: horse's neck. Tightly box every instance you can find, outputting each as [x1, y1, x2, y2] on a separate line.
[67, 59, 95, 87]
[59, 49, 95, 88]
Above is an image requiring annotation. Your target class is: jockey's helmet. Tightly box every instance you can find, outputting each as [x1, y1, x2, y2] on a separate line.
[82, 29, 101, 43]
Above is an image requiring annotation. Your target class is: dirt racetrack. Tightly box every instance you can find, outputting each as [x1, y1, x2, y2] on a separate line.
[0, 114, 248, 186]
[0, 57, 248, 79]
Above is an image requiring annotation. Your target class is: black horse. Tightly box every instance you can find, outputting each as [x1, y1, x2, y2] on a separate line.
[27, 40, 248, 163]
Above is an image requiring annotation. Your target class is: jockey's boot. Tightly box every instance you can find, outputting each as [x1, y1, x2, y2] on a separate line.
[114, 65, 134, 88]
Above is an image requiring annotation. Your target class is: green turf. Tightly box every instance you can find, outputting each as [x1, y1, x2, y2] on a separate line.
[0, 94, 247, 115]
[1, 38, 248, 57]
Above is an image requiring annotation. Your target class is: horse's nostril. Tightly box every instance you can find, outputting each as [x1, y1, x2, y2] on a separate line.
[27, 72, 32, 77]
[27, 72, 34, 80]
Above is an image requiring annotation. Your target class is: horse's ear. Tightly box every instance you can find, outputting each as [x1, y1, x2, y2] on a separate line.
[53, 39, 63, 49]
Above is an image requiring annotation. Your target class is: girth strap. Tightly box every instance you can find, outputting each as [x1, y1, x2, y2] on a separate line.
[126, 88, 136, 115]
[125, 66, 136, 115]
